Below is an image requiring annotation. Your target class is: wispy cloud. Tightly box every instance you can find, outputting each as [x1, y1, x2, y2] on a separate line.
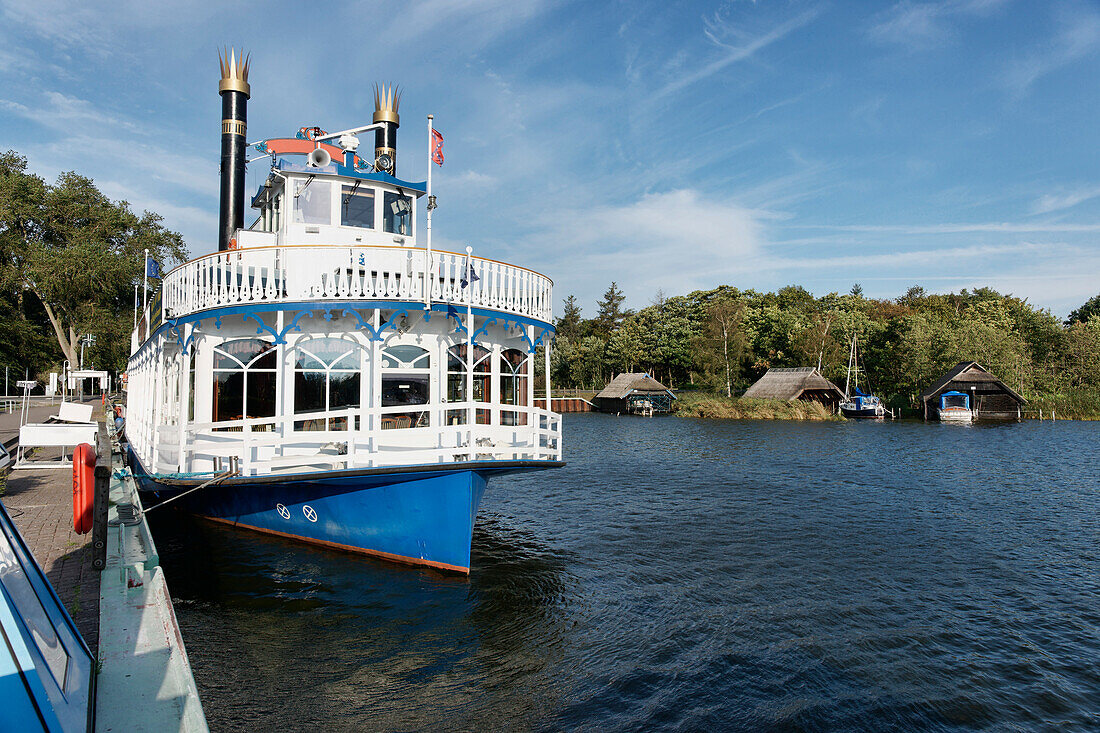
[868, 0, 1010, 49]
[787, 222, 1100, 234]
[1004, 2, 1100, 95]
[525, 189, 766, 308]
[657, 8, 821, 100]
[772, 241, 1045, 270]
[1031, 185, 1100, 215]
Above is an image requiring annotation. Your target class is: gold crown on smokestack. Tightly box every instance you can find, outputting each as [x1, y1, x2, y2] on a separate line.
[373, 83, 401, 125]
[218, 47, 251, 97]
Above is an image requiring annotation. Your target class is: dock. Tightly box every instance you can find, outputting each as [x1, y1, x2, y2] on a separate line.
[534, 396, 595, 413]
[0, 400, 207, 732]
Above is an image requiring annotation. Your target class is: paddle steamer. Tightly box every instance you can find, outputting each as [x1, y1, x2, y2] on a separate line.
[125, 52, 563, 574]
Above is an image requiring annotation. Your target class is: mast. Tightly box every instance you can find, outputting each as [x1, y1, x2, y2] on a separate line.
[843, 333, 855, 398]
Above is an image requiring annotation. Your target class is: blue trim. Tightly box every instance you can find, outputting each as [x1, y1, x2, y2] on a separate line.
[940, 390, 970, 409]
[275, 159, 427, 195]
[471, 316, 498, 345]
[140, 300, 555, 357]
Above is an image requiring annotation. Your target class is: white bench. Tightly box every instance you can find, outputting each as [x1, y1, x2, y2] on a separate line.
[50, 402, 95, 423]
[14, 423, 99, 469]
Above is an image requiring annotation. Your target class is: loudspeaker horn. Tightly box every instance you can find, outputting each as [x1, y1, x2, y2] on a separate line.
[307, 147, 331, 167]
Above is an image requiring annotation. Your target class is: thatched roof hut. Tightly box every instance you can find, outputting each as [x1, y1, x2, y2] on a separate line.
[920, 362, 1026, 420]
[742, 367, 845, 408]
[595, 373, 675, 414]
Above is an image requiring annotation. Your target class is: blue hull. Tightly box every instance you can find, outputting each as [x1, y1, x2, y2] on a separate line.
[131, 451, 558, 573]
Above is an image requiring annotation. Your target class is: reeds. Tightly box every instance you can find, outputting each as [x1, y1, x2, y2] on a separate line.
[1025, 391, 1100, 421]
[675, 393, 841, 421]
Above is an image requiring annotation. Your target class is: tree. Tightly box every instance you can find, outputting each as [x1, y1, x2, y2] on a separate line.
[1066, 293, 1100, 325]
[593, 282, 626, 338]
[556, 295, 583, 342]
[605, 318, 645, 374]
[697, 298, 745, 396]
[849, 283, 863, 298]
[0, 151, 187, 368]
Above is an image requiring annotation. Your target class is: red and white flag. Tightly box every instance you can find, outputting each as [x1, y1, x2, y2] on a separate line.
[431, 128, 444, 166]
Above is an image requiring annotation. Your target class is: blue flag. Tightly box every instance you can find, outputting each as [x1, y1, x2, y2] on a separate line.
[460, 259, 480, 289]
[146, 258, 161, 278]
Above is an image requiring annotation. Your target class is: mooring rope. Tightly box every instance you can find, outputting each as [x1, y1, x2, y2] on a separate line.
[113, 467, 229, 481]
[142, 469, 240, 514]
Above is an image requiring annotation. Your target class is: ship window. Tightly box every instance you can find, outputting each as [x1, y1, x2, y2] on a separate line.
[446, 344, 491, 425]
[383, 191, 412, 236]
[212, 339, 277, 427]
[380, 344, 430, 429]
[294, 178, 331, 225]
[500, 348, 529, 426]
[293, 338, 362, 431]
[381, 344, 431, 369]
[341, 185, 375, 229]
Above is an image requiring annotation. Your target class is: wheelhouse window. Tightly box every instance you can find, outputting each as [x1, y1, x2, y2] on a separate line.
[293, 338, 362, 431]
[500, 348, 529, 426]
[341, 185, 375, 229]
[294, 178, 331, 225]
[212, 339, 277, 429]
[446, 344, 491, 425]
[383, 191, 412, 236]
[380, 344, 430, 429]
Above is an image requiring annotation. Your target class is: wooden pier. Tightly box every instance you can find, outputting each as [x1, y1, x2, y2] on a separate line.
[534, 397, 595, 413]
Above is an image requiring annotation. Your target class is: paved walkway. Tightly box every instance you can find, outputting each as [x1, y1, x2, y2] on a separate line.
[1, 403, 104, 654]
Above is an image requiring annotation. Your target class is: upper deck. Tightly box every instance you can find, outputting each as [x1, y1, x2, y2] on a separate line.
[133, 155, 554, 347]
[158, 243, 553, 323]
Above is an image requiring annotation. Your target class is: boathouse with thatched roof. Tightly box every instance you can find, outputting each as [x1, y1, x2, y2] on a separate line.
[742, 367, 845, 409]
[920, 362, 1026, 420]
[595, 373, 676, 414]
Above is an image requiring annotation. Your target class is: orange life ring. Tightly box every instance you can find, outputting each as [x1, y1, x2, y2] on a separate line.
[72, 443, 96, 535]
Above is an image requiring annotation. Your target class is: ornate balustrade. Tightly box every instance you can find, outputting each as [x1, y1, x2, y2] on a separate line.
[155, 402, 562, 476]
[160, 245, 554, 323]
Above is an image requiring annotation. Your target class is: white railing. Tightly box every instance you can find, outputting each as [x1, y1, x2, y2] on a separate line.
[160, 245, 554, 323]
[153, 402, 562, 478]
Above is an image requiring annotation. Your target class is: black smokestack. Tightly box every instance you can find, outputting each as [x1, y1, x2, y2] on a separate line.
[373, 84, 400, 176]
[218, 49, 250, 251]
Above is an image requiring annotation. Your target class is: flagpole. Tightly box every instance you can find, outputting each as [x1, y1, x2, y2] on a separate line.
[142, 248, 149, 312]
[133, 283, 139, 329]
[425, 114, 434, 309]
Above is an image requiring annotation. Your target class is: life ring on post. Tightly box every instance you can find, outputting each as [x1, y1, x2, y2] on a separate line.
[72, 443, 96, 535]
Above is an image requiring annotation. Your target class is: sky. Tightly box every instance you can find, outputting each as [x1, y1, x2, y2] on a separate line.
[2, 0, 1099, 319]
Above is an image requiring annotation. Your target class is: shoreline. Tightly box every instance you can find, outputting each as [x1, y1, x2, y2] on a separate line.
[670, 394, 1100, 422]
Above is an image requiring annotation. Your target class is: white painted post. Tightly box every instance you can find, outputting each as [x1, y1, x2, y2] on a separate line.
[177, 334, 189, 472]
[466, 247, 474, 441]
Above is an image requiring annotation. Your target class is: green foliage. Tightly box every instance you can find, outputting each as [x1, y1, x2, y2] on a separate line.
[592, 282, 626, 338]
[551, 282, 1100, 416]
[1066, 293, 1100, 325]
[0, 151, 187, 373]
[556, 295, 584, 342]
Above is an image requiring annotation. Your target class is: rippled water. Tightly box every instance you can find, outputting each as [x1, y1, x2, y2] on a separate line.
[150, 414, 1100, 731]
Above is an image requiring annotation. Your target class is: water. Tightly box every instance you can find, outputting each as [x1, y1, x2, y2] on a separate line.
[149, 415, 1100, 731]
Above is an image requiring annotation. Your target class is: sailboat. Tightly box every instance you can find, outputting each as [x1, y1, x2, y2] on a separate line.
[839, 335, 886, 419]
